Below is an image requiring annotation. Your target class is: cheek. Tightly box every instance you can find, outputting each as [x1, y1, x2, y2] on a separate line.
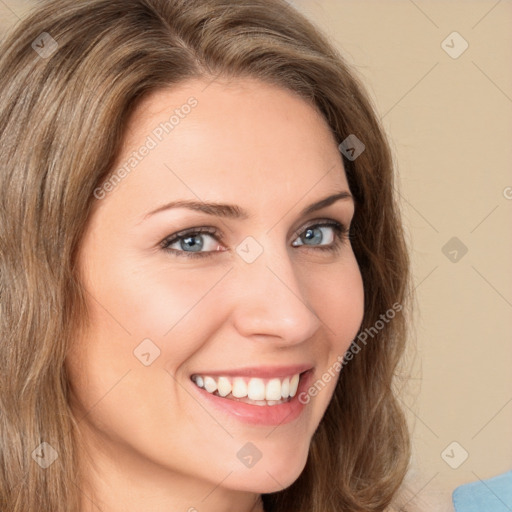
[80, 248, 231, 352]
[308, 255, 365, 349]
[67, 259, 236, 438]
[294, 256, 364, 405]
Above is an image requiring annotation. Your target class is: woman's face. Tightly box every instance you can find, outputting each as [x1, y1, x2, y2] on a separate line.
[67, 77, 364, 509]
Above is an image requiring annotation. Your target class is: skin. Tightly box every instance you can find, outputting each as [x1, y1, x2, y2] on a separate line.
[66, 77, 365, 512]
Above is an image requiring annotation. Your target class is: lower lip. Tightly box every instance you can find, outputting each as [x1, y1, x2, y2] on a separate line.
[190, 370, 314, 426]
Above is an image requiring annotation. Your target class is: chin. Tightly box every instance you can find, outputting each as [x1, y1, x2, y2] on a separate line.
[228, 447, 309, 493]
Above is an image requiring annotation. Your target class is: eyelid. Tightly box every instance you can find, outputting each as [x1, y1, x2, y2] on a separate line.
[292, 217, 350, 238]
[162, 225, 221, 241]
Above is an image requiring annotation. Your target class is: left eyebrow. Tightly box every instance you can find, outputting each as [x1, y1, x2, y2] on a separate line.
[141, 190, 354, 222]
[300, 191, 354, 216]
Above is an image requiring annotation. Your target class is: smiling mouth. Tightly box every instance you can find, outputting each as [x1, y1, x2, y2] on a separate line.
[190, 371, 308, 407]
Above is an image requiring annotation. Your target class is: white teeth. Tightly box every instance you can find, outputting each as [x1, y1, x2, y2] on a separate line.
[217, 376, 232, 397]
[281, 377, 290, 398]
[247, 378, 266, 401]
[203, 376, 217, 393]
[192, 372, 305, 403]
[265, 378, 282, 401]
[289, 374, 300, 397]
[232, 377, 248, 398]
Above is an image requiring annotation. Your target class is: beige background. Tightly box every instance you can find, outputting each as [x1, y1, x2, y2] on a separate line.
[1, 1, 511, 510]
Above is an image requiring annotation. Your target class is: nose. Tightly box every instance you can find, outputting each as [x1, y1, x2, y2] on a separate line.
[229, 242, 322, 346]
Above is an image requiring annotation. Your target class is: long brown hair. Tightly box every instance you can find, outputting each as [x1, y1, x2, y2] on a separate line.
[0, 0, 413, 510]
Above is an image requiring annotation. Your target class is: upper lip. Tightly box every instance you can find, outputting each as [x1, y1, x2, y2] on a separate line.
[190, 364, 314, 379]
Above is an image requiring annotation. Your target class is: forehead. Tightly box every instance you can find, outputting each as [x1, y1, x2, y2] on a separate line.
[102, 77, 350, 217]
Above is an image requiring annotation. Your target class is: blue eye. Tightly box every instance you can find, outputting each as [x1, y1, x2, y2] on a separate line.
[291, 222, 344, 249]
[161, 220, 351, 259]
[161, 227, 222, 258]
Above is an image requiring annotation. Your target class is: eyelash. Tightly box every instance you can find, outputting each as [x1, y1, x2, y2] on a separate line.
[160, 219, 352, 260]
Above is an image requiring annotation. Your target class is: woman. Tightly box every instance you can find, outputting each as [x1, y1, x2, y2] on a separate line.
[0, 0, 413, 510]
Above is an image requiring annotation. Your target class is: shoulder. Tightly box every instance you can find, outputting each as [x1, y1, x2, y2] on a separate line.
[452, 470, 512, 512]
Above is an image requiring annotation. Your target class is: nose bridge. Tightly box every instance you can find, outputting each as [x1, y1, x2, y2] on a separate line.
[229, 234, 321, 344]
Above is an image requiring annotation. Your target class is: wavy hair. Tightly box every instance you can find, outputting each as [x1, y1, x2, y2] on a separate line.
[0, 0, 413, 510]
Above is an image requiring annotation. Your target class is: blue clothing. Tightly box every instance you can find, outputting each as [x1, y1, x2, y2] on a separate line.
[452, 470, 512, 511]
